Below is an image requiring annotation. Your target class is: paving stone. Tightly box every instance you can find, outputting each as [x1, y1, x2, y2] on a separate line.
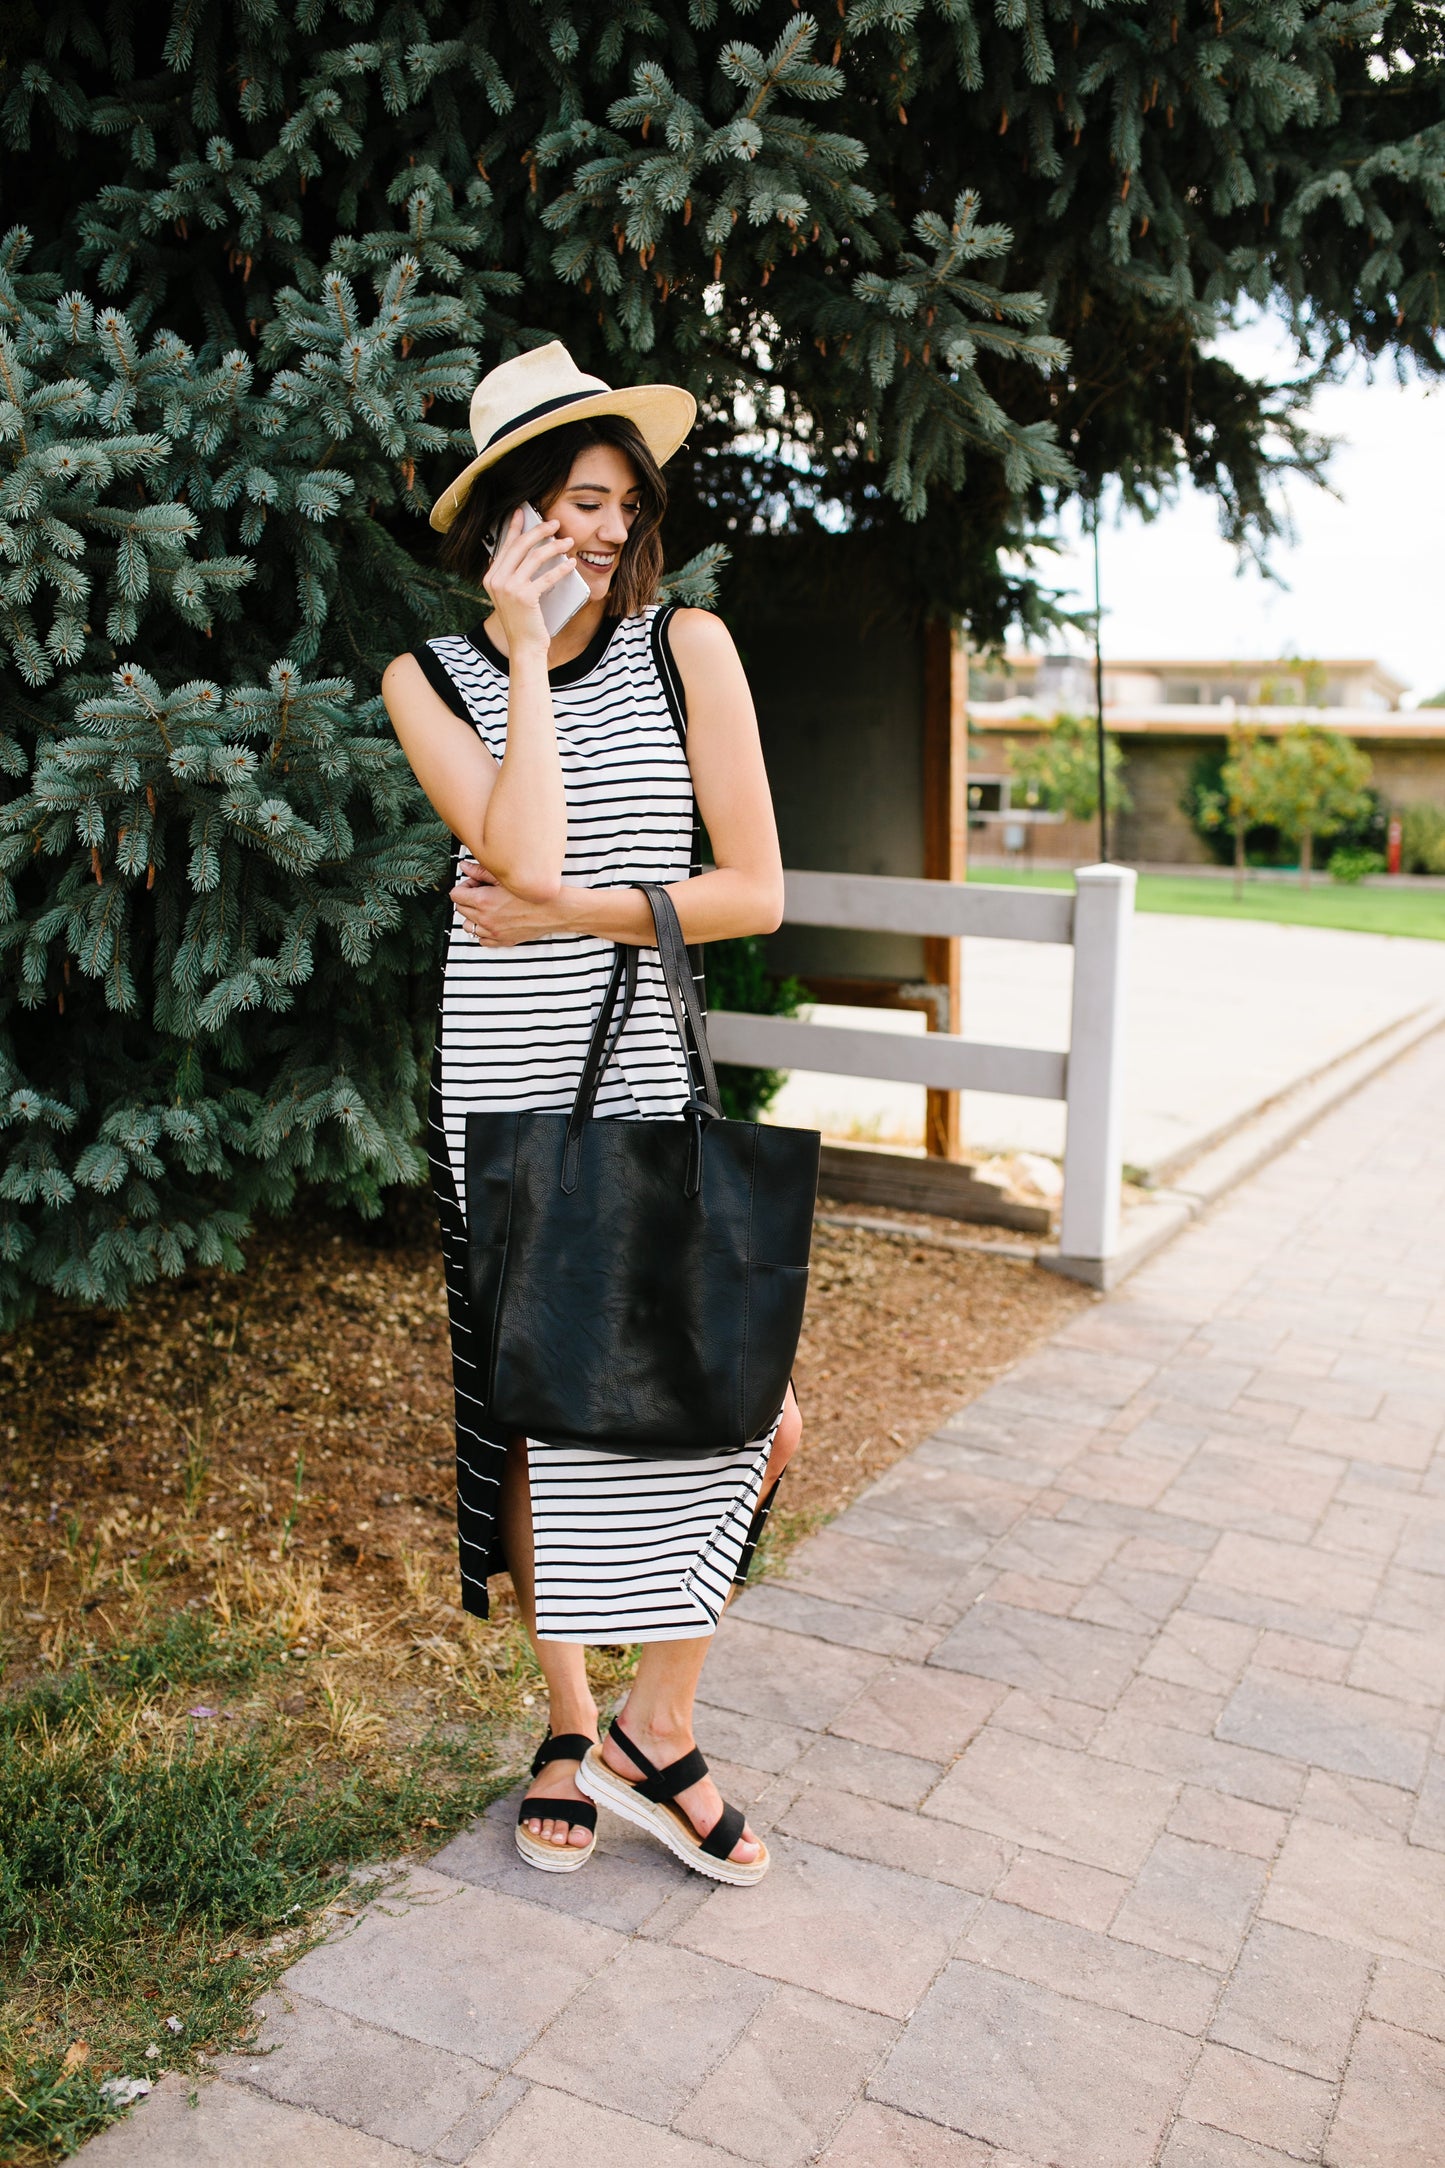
[989, 1688, 1103, 1751]
[927, 1602, 1149, 1709]
[1325, 2018, 1445, 2167]
[1142, 1613, 1259, 1694]
[1181, 2043, 1333, 2160]
[1159, 2122, 1318, 2167]
[819, 2099, 1008, 2165]
[1293, 1407, 1438, 1472]
[1217, 1667, 1432, 1788]
[687, 1702, 812, 1774]
[777, 1783, 1011, 1894]
[431, 1810, 687, 1932]
[779, 1530, 964, 1620]
[1072, 1564, 1193, 1634]
[986, 1520, 1126, 1586]
[925, 1727, 1177, 1875]
[833, 1501, 1000, 1566]
[1053, 1451, 1180, 1509]
[1347, 1620, 1445, 1708]
[468, 2085, 728, 2165]
[1157, 1444, 1341, 1544]
[1296, 1766, 1415, 1840]
[281, 1870, 622, 2065]
[674, 1984, 897, 2166]
[731, 1580, 940, 1659]
[1140, 1357, 1258, 1413]
[1186, 1579, 1364, 1649]
[222, 1992, 506, 2159]
[76, 2075, 421, 2165]
[871, 1962, 1196, 2168]
[961, 1900, 1219, 2033]
[1198, 1533, 1380, 1618]
[1209, 1921, 1371, 2080]
[676, 1837, 977, 2020]
[992, 1851, 1129, 1931]
[1110, 1834, 1266, 1971]
[1253, 1629, 1351, 1682]
[1166, 1787, 1288, 1861]
[986, 1570, 1078, 1616]
[1116, 1675, 1229, 1735]
[516, 1937, 768, 2124]
[1314, 1500, 1409, 1562]
[1366, 1959, 1445, 2042]
[784, 1732, 942, 1809]
[695, 1619, 887, 1731]
[828, 1663, 1005, 1761]
[1092, 1711, 1305, 1811]
[1260, 1815, 1445, 1963]
[1409, 1752, 1445, 1850]
[1011, 1345, 1162, 1409]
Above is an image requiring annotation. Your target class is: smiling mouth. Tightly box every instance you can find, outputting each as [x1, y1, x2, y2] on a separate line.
[577, 552, 616, 570]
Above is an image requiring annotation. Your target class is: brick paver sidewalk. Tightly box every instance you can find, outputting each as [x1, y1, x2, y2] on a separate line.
[83, 1033, 1445, 2167]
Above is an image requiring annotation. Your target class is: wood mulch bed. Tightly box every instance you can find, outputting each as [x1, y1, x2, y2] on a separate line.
[0, 1194, 1091, 1700]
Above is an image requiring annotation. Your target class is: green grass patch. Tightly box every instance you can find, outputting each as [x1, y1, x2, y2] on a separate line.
[0, 1612, 515, 2165]
[972, 868, 1445, 941]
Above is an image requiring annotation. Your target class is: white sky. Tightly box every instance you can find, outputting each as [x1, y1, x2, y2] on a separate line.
[1037, 320, 1445, 705]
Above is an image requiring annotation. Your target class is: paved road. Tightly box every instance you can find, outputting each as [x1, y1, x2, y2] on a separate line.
[85, 1030, 1445, 2165]
[768, 913, 1445, 1175]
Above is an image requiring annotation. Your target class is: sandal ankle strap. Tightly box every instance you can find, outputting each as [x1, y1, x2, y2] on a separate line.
[609, 1715, 710, 1805]
[531, 1730, 597, 1776]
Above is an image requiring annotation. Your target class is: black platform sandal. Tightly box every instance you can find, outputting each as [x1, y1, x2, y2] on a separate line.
[515, 1731, 598, 1873]
[576, 1716, 769, 1886]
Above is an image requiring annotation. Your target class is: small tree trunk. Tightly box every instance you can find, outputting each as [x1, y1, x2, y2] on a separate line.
[1233, 820, 1245, 901]
[1300, 830, 1313, 888]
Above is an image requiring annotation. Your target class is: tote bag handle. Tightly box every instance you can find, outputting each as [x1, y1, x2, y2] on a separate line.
[561, 884, 722, 1194]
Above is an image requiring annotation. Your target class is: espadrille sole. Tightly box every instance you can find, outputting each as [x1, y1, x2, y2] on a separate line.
[576, 1746, 769, 1886]
[514, 1822, 595, 1872]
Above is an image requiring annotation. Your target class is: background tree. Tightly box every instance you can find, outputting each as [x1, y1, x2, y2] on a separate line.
[1203, 728, 1273, 898]
[1249, 727, 1374, 886]
[1005, 712, 1132, 840]
[0, 0, 1439, 1324]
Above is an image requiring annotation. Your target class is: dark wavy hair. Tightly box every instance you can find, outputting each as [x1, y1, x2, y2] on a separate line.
[438, 414, 667, 619]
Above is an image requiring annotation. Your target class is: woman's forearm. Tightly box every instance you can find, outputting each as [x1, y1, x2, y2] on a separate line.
[476, 649, 569, 899]
[555, 867, 785, 946]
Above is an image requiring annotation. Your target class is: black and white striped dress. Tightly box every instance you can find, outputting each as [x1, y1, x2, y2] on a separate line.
[412, 607, 778, 1643]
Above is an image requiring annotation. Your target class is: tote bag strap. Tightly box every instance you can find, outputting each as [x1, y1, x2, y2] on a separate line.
[560, 885, 722, 1194]
[637, 883, 722, 1118]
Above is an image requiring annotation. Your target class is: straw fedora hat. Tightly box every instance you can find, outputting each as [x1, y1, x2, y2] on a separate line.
[429, 341, 697, 534]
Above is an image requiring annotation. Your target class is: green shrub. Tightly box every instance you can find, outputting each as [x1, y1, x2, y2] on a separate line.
[705, 937, 805, 1123]
[1400, 804, 1445, 875]
[1328, 847, 1387, 886]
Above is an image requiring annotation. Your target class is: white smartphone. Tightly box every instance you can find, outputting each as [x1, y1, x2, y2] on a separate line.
[499, 502, 592, 639]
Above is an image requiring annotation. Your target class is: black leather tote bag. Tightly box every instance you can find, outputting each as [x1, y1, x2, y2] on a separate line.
[465, 884, 819, 1458]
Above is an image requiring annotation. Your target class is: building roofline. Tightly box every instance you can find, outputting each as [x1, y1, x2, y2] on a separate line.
[967, 704, 1445, 742]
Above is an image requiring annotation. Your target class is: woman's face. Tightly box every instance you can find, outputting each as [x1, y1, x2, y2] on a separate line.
[540, 443, 641, 605]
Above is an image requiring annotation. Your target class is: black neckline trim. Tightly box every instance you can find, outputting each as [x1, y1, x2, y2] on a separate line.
[468, 612, 622, 688]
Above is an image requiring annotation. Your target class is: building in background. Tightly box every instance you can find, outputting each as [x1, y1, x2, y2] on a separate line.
[967, 652, 1443, 864]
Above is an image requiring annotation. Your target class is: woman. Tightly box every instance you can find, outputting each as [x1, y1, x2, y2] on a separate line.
[383, 342, 801, 1887]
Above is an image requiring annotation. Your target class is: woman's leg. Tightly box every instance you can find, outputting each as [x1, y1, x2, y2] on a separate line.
[601, 1395, 802, 1877]
[499, 1437, 598, 1848]
[604, 1636, 763, 1866]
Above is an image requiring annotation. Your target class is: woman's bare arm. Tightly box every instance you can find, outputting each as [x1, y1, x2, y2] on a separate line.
[382, 510, 576, 901]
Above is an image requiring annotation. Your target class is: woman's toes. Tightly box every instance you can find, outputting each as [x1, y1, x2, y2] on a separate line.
[568, 1823, 592, 1847]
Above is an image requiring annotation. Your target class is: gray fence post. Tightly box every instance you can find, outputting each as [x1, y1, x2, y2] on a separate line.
[1056, 863, 1137, 1285]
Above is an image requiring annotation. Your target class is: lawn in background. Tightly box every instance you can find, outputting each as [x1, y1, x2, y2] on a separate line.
[972, 867, 1445, 941]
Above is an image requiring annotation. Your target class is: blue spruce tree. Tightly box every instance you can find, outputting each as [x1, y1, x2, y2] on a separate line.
[0, 1, 1437, 1324]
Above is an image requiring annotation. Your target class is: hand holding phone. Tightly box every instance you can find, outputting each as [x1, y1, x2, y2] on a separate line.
[490, 503, 592, 640]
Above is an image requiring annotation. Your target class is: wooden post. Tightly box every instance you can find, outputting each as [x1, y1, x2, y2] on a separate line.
[922, 619, 968, 1159]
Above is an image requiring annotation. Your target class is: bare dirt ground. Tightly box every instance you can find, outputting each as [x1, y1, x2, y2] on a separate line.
[0, 1195, 1090, 1707]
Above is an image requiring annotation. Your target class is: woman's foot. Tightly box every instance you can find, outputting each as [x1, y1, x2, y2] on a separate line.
[521, 1713, 598, 1849]
[602, 1709, 762, 1866]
